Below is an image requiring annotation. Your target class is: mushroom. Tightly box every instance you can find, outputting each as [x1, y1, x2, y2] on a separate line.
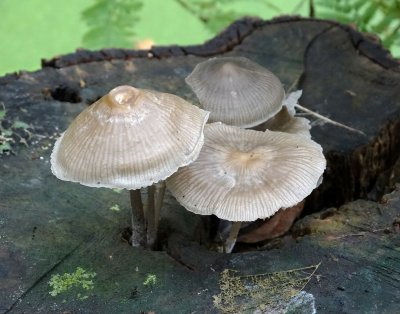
[254, 90, 311, 138]
[166, 122, 326, 252]
[51, 85, 209, 248]
[186, 56, 285, 128]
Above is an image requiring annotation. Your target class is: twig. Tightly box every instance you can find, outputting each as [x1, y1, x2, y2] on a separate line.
[286, 77, 367, 136]
[330, 232, 366, 239]
[295, 104, 367, 136]
[239, 262, 321, 278]
[299, 261, 321, 291]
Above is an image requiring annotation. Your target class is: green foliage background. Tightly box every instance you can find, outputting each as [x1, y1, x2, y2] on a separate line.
[0, 0, 399, 76]
[315, 0, 400, 51]
[82, 0, 143, 49]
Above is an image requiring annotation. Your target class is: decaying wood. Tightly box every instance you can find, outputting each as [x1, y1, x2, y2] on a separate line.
[1, 17, 400, 313]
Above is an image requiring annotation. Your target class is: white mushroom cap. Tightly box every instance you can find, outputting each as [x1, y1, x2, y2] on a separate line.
[186, 57, 285, 128]
[283, 90, 302, 116]
[166, 123, 326, 221]
[51, 85, 209, 190]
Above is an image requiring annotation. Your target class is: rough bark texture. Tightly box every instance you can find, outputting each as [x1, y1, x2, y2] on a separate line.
[1, 17, 400, 313]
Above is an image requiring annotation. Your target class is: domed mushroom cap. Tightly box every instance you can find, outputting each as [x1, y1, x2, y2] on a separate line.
[51, 85, 209, 190]
[186, 57, 285, 128]
[166, 123, 326, 221]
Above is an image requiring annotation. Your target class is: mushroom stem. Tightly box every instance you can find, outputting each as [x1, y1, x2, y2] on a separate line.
[129, 189, 146, 247]
[225, 222, 242, 253]
[154, 181, 166, 232]
[146, 185, 157, 249]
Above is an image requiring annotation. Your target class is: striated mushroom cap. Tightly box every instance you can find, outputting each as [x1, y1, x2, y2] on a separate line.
[186, 56, 285, 128]
[51, 85, 209, 190]
[166, 123, 326, 221]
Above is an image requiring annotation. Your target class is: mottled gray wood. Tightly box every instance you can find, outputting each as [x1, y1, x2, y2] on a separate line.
[1, 17, 400, 313]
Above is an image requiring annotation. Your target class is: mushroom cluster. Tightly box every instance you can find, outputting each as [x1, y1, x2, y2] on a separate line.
[166, 56, 326, 252]
[51, 56, 326, 254]
[51, 85, 209, 248]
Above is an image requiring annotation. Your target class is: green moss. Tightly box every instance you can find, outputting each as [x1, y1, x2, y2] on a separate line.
[0, 103, 32, 155]
[109, 204, 121, 212]
[143, 274, 157, 286]
[48, 267, 96, 299]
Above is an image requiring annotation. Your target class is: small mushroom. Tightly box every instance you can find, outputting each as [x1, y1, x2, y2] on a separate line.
[186, 56, 285, 128]
[254, 90, 311, 137]
[166, 122, 326, 252]
[51, 85, 209, 248]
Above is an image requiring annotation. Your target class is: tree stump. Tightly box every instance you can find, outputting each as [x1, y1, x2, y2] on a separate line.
[1, 17, 399, 313]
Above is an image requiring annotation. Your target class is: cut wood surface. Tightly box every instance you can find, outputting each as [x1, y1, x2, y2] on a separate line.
[0, 17, 400, 313]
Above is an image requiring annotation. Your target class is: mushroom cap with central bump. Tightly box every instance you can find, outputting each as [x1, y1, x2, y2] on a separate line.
[186, 56, 285, 128]
[51, 85, 210, 190]
[166, 123, 326, 221]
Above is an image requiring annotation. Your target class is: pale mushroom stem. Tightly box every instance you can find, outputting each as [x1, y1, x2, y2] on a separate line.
[146, 185, 156, 249]
[129, 189, 146, 247]
[225, 222, 242, 253]
[154, 181, 166, 232]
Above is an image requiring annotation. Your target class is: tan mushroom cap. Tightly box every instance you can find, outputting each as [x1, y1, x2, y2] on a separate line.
[166, 123, 326, 221]
[186, 56, 285, 128]
[51, 85, 209, 190]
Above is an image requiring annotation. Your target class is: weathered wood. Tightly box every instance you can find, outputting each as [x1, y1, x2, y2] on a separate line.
[1, 17, 400, 313]
[4, 17, 399, 210]
[41, 18, 262, 68]
[299, 24, 400, 212]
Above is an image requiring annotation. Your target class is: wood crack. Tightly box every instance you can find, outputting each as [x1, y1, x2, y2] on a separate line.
[3, 241, 85, 313]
